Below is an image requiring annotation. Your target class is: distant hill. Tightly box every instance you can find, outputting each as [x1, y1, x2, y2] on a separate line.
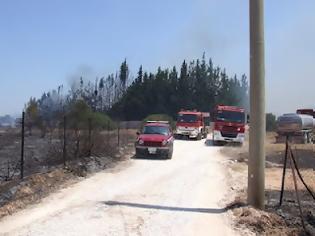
[0, 115, 15, 127]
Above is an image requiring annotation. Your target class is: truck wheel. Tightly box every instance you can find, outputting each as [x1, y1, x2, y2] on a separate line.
[303, 133, 308, 144]
[197, 133, 202, 140]
[307, 133, 312, 144]
[167, 149, 173, 159]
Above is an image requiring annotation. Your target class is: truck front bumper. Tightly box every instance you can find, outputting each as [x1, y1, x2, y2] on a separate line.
[135, 146, 171, 158]
[213, 130, 245, 143]
[175, 129, 199, 138]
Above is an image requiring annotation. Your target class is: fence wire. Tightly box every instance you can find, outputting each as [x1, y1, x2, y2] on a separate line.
[0, 114, 139, 183]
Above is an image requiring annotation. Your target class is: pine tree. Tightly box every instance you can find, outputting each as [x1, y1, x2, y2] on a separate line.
[135, 65, 143, 84]
[119, 59, 129, 94]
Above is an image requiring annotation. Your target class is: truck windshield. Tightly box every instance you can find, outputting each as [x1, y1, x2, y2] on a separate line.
[177, 114, 198, 123]
[216, 111, 245, 123]
[143, 126, 169, 135]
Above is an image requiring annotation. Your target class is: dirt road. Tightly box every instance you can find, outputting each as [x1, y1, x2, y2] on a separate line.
[0, 138, 237, 236]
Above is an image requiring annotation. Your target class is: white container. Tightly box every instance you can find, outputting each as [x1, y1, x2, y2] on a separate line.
[277, 113, 314, 133]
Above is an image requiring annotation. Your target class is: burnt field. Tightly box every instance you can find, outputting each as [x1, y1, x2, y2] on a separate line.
[0, 126, 137, 182]
[222, 132, 315, 235]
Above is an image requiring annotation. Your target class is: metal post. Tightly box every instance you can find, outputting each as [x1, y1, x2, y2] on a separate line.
[6, 161, 10, 181]
[117, 122, 120, 147]
[88, 118, 92, 156]
[63, 115, 67, 167]
[107, 120, 110, 148]
[279, 136, 289, 206]
[288, 148, 306, 231]
[20, 111, 25, 179]
[248, 0, 266, 209]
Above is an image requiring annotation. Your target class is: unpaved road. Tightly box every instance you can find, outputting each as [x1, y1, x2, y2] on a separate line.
[0, 138, 237, 236]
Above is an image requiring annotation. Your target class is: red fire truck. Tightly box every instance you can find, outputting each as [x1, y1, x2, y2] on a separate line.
[212, 105, 246, 145]
[297, 109, 315, 118]
[175, 110, 208, 140]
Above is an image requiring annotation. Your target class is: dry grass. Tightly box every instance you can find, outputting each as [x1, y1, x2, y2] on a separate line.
[0, 169, 75, 218]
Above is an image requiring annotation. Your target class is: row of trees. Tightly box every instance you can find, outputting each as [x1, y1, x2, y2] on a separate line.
[25, 54, 249, 129]
[111, 54, 249, 120]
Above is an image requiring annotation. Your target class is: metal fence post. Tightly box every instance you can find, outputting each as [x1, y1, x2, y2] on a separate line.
[20, 111, 25, 179]
[88, 118, 92, 156]
[6, 161, 10, 181]
[63, 115, 67, 168]
[117, 122, 120, 147]
[107, 120, 110, 148]
[126, 123, 129, 146]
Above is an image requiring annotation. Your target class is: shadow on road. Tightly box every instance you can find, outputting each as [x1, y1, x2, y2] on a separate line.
[103, 201, 246, 214]
[204, 139, 224, 147]
[205, 139, 242, 148]
[205, 139, 215, 146]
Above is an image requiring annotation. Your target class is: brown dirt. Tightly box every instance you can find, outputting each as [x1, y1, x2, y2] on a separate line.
[221, 132, 315, 236]
[0, 169, 76, 219]
[0, 143, 135, 220]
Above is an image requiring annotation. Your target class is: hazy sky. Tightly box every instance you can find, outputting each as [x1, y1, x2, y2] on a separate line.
[1, 0, 314, 116]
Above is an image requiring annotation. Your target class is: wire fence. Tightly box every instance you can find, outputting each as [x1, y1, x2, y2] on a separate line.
[0, 112, 140, 183]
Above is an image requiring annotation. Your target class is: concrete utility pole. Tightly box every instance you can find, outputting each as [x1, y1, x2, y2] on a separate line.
[248, 0, 266, 209]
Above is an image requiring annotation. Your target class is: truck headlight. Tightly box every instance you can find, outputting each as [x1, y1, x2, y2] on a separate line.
[138, 139, 144, 145]
[162, 140, 168, 146]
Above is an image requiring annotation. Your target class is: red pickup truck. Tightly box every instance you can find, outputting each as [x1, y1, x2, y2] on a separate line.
[135, 121, 174, 159]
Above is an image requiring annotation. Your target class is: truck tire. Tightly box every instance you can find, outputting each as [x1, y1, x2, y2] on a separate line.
[303, 133, 309, 144]
[175, 134, 181, 140]
[197, 133, 202, 140]
[167, 148, 173, 159]
[307, 133, 311, 144]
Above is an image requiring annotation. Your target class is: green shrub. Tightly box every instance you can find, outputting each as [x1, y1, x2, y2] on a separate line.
[67, 100, 91, 129]
[90, 112, 116, 130]
[67, 100, 115, 130]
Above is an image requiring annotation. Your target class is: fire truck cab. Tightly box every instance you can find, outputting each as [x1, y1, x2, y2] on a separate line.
[175, 110, 208, 140]
[212, 105, 246, 145]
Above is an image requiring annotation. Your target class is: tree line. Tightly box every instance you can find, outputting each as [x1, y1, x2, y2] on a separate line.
[111, 54, 249, 120]
[25, 54, 249, 129]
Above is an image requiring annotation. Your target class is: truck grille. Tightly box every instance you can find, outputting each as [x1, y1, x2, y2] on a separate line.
[222, 126, 238, 132]
[221, 132, 237, 138]
[144, 141, 162, 147]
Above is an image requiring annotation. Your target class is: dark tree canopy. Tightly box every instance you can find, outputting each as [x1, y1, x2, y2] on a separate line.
[25, 54, 249, 123]
[110, 55, 249, 120]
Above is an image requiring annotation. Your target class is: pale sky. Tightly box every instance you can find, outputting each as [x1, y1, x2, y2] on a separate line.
[1, 0, 314, 116]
